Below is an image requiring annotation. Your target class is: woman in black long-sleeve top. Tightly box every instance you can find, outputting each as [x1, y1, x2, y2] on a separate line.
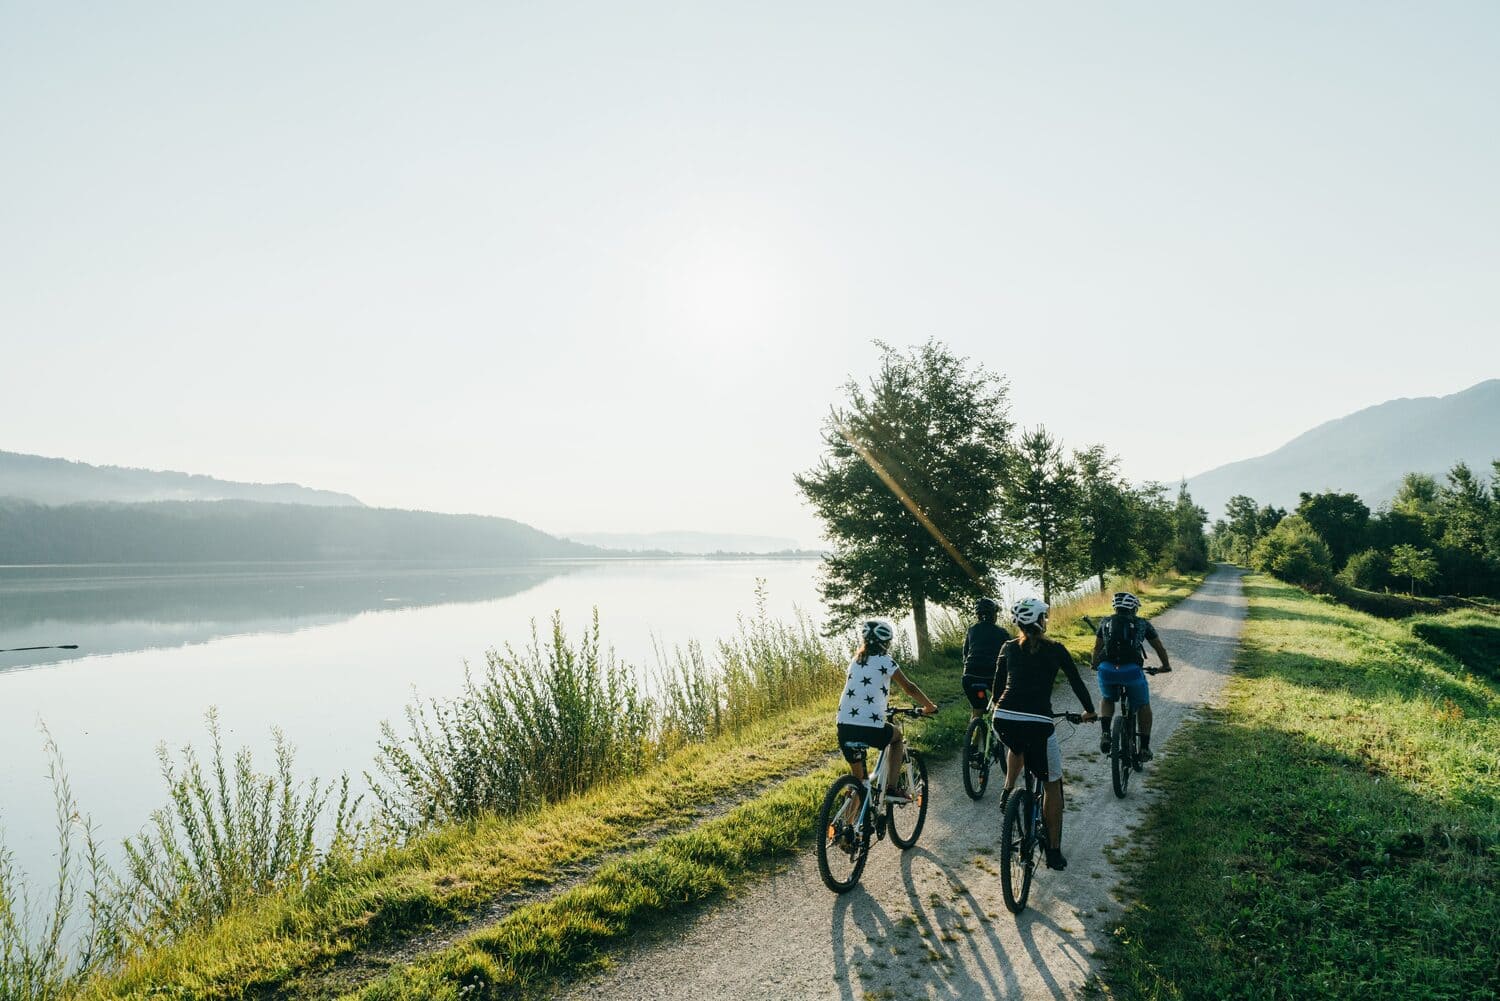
[992, 596, 1097, 871]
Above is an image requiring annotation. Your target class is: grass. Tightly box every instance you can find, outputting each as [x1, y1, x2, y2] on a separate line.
[1101, 575, 1500, 1001]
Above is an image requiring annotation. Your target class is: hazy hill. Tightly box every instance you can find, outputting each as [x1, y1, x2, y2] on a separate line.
[0, 450, 363, 507]
[0, 499, 600, 564]
[1187, 379, 1500, 519]
[563, 530, 803, 554]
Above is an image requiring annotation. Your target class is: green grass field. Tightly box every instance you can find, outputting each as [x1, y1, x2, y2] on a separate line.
[1102, 575, 1499, 1001]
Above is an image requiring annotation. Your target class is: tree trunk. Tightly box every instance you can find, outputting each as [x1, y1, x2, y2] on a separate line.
[1040, 538, 1052, 604]
[1098, 572, 1106, 593]
[911, 594, 931, 662]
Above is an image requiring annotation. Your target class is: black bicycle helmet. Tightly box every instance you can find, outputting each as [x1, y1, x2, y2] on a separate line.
[975, 596, 999, 619]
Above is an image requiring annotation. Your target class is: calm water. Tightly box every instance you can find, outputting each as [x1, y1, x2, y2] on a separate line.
[0, 559, 823, 890]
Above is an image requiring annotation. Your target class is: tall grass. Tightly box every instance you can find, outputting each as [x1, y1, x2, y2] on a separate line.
[120, 709, 362, 945]
[0, 733, 123, 1001]
[371, 600, 841, 832]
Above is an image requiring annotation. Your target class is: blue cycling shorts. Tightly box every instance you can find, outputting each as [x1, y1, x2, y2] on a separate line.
[1097, 662, 1150, 706]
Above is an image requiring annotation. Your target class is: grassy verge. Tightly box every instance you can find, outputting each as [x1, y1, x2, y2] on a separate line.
[1101, 575, 1499, 1001]
[336, 572, 1203, 1001]
[86, 703, 840, 1000]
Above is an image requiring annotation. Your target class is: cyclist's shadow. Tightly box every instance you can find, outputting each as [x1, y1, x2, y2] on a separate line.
[828, 889, 903, 1001]
[896, 845, 1028, 999]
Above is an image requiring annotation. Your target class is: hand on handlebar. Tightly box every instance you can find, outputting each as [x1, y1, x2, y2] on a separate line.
[1081, 711, 1098, 723]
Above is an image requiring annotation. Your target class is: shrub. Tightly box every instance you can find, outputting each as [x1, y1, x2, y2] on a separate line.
[1250, 516, 1334, 592]
[1338, 548, 1388, 590]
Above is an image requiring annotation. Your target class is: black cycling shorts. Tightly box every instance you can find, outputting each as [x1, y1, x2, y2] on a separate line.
[836, 722, 893, 765]
[962, 675, 994, 712]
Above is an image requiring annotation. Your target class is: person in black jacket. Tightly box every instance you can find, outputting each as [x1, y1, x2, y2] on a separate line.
[992, 597, 1097, 871]
[960, 596, 1011, 720]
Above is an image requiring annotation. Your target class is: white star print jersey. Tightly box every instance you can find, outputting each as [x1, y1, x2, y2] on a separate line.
[836, 653, 898, 725]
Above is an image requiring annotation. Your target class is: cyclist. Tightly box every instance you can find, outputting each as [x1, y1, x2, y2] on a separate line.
[1092, 591, 1172, 762]
[992, 597, 1097, 870]
[836, 620, 938, 812]
[961, 596, 1011, 721]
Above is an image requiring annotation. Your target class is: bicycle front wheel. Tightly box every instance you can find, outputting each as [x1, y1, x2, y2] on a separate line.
[1110, 714, 1131, 798]
[816, 775, 870, 893]
[961, 717, 990, 800]
[888, 751, 929, 848]
[1000, 787, 1035, 913]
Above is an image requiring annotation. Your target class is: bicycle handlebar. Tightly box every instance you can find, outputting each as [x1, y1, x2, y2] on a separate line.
[885, 706, 928, 719]
[1051, 712, 1084, 724]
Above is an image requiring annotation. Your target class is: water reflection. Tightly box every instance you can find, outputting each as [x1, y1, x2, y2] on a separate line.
[0, 562, 575, 671]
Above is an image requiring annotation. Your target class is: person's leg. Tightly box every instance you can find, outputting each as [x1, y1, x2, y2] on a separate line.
[1097, 666, 1116, 751]
[1133, 676, 1154, 760]
[884, 725, 906, 796]
[1043, 779, 1065, 848]
[1003, 747, 1024, 791]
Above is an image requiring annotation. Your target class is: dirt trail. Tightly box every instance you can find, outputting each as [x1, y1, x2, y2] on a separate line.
[553, 566, 1247, 1001]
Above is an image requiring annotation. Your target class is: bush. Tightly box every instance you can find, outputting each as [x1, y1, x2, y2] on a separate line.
[1338, 548, 1388, 590]
[1250, 516, 1335, 592]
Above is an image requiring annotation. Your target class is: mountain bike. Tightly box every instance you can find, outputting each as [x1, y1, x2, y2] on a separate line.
[816, 707, 929, 893]
[961, 686, 1004, 800]
[999, 711, 1082, 914]
[1104, 666, 1162, 798]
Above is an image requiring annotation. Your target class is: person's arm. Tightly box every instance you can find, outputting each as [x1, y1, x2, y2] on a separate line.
[1148, 633, 1171, 671]
[1090, 631, 1105, 669]
[1060, 648, 1098, 719]
[892, 667, 938, 716]
[961, 630, 971, 668]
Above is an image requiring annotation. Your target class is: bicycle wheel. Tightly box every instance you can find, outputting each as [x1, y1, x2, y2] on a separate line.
[1000, 787, 1035, 913]
[1110, 714, 1131, 798]
[816, 775, 871, 893]
[961, 717, 990, 800]
[888, 752, 929, 848]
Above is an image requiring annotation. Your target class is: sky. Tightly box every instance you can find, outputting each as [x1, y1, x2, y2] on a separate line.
[3, 1, 1498, 546]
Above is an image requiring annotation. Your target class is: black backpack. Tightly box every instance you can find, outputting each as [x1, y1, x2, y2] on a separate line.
[1101, 614, 1144, 665]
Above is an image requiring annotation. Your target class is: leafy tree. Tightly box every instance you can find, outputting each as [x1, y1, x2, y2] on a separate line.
[1251, 515, 1334, 592]
[1393, 473, 1441, 520]
[1389, 544, 1439, 595]
[1171, 481, 1209, 573]
[1296, 491, 1371, 568]
[1339, 548, 1388, 591]
[1074, 444, 1135, 591]
[1124, 482, 1175, 575]
[1435, 462, 1497, 595]
[1000, 427, 1085, 603]
[796, 341, 1012, 659]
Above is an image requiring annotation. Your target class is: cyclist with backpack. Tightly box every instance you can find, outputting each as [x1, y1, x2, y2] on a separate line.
[992, 597, 1097, 870]
[961, 596, 1011, 720]
[1092, 591, 1172, 761]
[836, 620, 938, 809]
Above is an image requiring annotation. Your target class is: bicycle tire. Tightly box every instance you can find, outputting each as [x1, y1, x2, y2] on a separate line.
[1110, 713, 1131, 798]
[1000, 786, 1035, 913]
[888, 751, 929, 848]
[816, 775, 870, 893]
[961, 717, 990, 800]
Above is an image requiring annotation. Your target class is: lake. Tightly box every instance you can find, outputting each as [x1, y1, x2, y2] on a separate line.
[0, 558, 825, 892]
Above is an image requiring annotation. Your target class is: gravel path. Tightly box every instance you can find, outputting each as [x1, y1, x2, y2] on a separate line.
[553, 566, 1247, 1001]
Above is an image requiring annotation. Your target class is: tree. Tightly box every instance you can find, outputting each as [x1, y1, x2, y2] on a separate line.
[1171, 481, 1209, 573]
[1000, 427, 1085, 603]
[1074, 444, 1135, 591]
[1251, 516, 1334, 592]
[796, 341, 1012, 659]
[1124, 482, 1175, 575]
[1389, 544, 1438, 595]
[1295, 491, 1371, 568]
[1339, 548, 1388, 591]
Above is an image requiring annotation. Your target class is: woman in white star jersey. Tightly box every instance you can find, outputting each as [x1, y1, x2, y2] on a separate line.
[835, 620, 937, 806]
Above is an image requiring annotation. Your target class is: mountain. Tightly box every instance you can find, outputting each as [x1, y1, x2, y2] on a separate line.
[0, 499, 601, 564]
[0, 450, 363, 507]
[562, 530, 804, 554]
[1186, 379, 1500, 520]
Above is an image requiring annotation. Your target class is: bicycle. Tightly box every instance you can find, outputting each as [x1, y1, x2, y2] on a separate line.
[961, 686, 1004, 800]
[816, 706, 930, 893]
[1102, 665, 1162, 798]
[999, 711, 1082, 914]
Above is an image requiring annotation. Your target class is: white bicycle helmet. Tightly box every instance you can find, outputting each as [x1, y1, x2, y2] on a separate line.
[1010, 597, 1049, 627]
[1112, 591, 1141, 613]
[861, 620, 895, 644]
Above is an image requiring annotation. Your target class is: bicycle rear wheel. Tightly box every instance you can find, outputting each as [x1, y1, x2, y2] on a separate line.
[1000, 787, 1036, 913]
[961, 717, 990, 800]
[816, 775, 870, 893]
[888, 751, 929, 848]
[1110, 714, 1131, 798]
